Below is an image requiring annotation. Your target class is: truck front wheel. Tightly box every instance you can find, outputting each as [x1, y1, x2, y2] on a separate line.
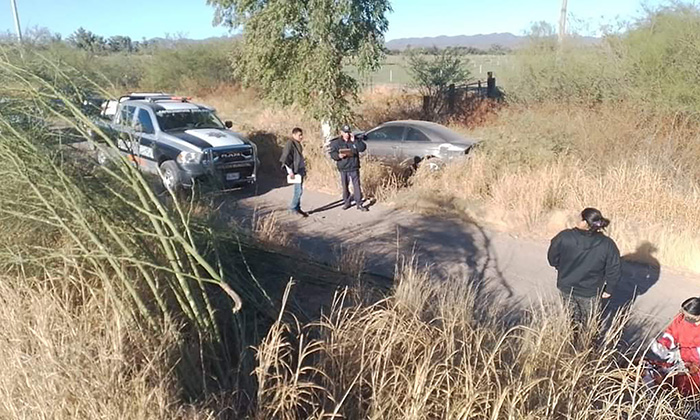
[159, 161, 183, 192]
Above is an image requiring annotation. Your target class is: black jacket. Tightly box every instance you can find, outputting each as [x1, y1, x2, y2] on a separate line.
[547, 228, 621, 298]
[279, 139, 305, 174]
[329, 137, 367, 172]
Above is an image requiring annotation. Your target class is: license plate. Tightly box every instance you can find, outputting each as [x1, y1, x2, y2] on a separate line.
[226, 172, 240, 181]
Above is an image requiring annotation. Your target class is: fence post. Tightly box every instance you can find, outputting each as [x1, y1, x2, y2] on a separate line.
[447, 84, 456, 115]
[487, 72, 496, 99]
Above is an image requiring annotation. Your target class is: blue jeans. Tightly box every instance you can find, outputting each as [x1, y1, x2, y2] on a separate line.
[289, 172, 304, 211]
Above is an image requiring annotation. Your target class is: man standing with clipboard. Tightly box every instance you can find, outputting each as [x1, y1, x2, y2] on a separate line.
[329, 125, 369, 212]
[280, 127, 309, 217]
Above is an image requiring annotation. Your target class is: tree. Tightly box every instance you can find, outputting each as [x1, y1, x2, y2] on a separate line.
[407, 49, 470, 118]
[526, 21, 558, 52]
[487, 44, 511, 55]
[23, 26, 62, 46]
[68, 27, 106, 54]
[206, 0, 392, 129]
[107, 35, 133, 53]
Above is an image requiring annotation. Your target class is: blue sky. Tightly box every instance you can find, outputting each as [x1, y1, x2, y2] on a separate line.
[1, 0, 665, 41]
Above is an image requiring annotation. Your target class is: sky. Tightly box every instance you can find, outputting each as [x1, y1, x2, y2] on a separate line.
[0, 0, 667, 42]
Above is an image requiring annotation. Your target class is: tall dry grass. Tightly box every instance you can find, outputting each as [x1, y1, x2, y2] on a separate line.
[251, 263, 693, 419]
[0, 275, 207, 419]
[253, 210, 294, 248]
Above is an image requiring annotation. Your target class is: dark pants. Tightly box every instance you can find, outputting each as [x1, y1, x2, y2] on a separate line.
[559, 291, 599, 325]
[340, 170, 362, 208]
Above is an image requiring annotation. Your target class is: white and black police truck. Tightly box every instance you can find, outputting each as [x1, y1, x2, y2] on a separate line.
[94, 93, 258, 191]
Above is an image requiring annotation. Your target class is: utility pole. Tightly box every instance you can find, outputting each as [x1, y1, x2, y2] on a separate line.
[10, 0, 23, 43]
[558, 0, 568, 46]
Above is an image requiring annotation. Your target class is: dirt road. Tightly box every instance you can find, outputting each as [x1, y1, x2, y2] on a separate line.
[221, 178, 700, 334]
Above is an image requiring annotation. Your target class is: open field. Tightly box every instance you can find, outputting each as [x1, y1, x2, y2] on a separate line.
[346, 54, 514, 88]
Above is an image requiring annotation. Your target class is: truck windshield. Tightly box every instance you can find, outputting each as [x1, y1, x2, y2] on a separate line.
[156, 110, 225, 132]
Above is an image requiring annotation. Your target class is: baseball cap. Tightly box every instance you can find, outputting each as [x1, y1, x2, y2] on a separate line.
[341, 124, 352, 133]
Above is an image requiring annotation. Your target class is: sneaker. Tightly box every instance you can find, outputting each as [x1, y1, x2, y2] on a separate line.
[342, 204, 352, 210]
[296, 209, 309, 218]
[357, 206, 369, 212]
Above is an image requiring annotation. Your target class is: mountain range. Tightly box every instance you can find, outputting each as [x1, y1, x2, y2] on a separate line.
[385, 32, 598, 50]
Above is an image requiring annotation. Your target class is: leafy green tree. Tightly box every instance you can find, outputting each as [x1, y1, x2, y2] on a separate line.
[487, 44, 510, 55]
[107, 36, 134, 53]
[206, 0, 392, 129]
[407, 49, 470, 118]
[68, 27, 106, 54]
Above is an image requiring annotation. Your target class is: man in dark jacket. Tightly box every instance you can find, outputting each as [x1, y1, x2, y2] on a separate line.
[548, 208, 621, 324]
[279, 127, 308, 217]
[329, 125, 368, 212]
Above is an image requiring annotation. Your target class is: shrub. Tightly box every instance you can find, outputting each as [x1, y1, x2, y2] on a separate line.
[139, 41, 236, 94]
[508, 3, 700, 114]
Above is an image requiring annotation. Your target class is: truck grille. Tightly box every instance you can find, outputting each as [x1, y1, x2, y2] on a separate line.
[210, 147, 254, 165]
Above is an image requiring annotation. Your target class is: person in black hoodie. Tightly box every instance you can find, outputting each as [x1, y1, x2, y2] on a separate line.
[548, 208, 621, 324]
[329, 125, 369, 212]
[279, 127, 308, 217]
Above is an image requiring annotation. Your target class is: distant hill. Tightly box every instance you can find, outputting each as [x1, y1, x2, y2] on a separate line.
[385, 32, 598, 50]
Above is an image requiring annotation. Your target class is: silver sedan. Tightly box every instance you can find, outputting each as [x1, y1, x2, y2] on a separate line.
[359, 120, 477, 169]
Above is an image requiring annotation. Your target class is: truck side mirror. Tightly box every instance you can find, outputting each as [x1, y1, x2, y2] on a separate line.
[225, 121, 233, 129]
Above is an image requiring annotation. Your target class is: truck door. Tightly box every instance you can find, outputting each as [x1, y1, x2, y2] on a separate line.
[114, 104, 136, 156]
[132, 107, 158, 172]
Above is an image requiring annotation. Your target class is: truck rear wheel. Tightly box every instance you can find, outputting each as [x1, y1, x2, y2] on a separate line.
[159, 161, 182, 192]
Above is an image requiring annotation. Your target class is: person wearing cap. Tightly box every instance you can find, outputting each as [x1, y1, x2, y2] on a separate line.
[329, 125, 368, 212]
[548, 207, 621, 324]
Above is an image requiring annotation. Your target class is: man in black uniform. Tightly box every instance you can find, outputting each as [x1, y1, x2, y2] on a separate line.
[329, 125, 368, 212]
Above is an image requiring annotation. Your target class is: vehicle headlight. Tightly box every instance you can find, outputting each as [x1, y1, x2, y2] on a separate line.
[177, 151, 202, 165]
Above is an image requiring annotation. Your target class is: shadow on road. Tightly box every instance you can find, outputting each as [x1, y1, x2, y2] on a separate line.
[309, 199, 345, 214]
[606, 241, 662, 318]
[221, 189, 523, 323]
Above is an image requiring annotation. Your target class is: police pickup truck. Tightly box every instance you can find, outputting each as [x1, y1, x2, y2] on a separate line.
[93, 93, 258, 191]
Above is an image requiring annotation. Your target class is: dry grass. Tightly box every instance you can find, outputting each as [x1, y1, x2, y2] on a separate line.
[0, 275, 207, 420]
[251, 263, 692, 419]
[333, 245, 367, 280]
[253, 210, 293, 248]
